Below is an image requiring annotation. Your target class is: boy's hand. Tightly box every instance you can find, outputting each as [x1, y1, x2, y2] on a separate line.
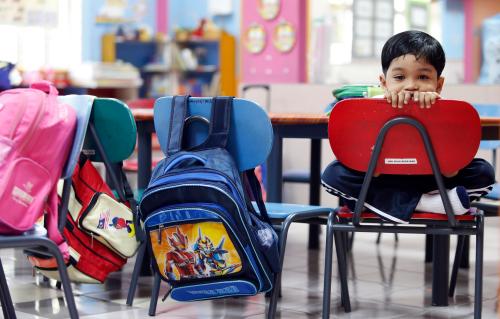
[384, 90, 441, 109]
[412, 91, 441, 109]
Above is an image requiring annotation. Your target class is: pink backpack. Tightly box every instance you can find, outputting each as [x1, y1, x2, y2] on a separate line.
[0, 81, 76, 257]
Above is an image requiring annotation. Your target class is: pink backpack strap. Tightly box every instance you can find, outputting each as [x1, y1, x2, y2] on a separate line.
[30, 81, 59, 96]
[45, 186, 69, 260]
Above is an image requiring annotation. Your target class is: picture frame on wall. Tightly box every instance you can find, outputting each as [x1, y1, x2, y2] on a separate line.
[244, 23, 266, 54]
[258, 0, 280, 21]
[273, 20, 296, 53]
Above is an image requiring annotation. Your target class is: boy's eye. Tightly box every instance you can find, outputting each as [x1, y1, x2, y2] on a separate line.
[418, 75, 430, 80]
[393, 75, 404, 80]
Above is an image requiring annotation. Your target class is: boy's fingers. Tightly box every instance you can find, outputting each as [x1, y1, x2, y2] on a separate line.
[425, 94, 432, 108]
[397, 91, 405, 108]
[404, 91, 412, 104]
[391, 91, 398, 108]
[419, 93, 425, 109]
[413, 92, 421, 106]
[430, 93, 437, 105]
[384, 90, 392, 103]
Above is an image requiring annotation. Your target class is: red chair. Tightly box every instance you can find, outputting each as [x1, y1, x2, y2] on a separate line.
[322, 99, 485, 318]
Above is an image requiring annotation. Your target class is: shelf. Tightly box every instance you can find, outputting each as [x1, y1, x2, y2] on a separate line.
[184, 65, 218, 73]
[176, 39, 219, 45]
[142, 64, 218, 74]
[142, 64, 172, 73]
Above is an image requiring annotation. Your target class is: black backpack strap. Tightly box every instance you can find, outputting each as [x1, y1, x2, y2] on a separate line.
[117, 163, 145, 242]
[167, 95, 190, 156]
[244, 169, 272, 224]
[194, 96, 233, 150]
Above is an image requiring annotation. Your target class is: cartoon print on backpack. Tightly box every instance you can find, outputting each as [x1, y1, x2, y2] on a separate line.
[97, 210, 136, 237]
[150, 222, 243, 281]
[163, 226, 204, 281]
[194, 228, 242, 277]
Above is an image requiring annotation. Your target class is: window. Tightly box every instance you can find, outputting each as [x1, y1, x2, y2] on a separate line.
[352, 0, 394, 58]
[0, 0, 82, 71]
[308, 0, 435, 84]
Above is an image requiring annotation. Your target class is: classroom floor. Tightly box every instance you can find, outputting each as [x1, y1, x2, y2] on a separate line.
[2, 218, 500, 319]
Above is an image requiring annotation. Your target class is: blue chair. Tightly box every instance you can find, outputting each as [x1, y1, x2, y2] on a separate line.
[125, 96, 333, 318]
[0, 95, 94, 319]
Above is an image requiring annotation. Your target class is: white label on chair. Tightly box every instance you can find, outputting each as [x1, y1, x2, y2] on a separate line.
[384, 158, 417, 164]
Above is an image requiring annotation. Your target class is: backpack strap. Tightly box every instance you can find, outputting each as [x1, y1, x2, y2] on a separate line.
[244, 169, 272, 224]
[167, 95, 233, 153]
[167, 95, 190, 156]
[194, 96, 233, 150]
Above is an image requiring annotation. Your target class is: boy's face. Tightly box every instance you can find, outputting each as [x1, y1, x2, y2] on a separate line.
[379, 54, 444, 94]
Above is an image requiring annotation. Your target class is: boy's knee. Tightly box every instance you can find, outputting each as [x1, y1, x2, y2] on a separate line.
[474, 159, 496, 186]
[321, 161, 351, 186]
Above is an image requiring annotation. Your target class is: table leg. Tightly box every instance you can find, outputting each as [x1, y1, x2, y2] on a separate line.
[432, 234, 449, 306]
[425, 234, 433, 263]
[267, 133, 283, 202]
[137, 121, 152, 192]
[308, 139, 321, 249]
[137, 121, 153, 276]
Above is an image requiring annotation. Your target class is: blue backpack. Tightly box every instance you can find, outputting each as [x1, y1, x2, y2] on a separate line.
[139, 95, 279, 302]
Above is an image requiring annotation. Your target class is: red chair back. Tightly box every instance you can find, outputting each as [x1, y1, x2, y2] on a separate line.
[328, 99, 481, 175]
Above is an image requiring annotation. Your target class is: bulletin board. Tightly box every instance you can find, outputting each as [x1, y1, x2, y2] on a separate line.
[0, 0, 59, 27]
[241, 0, 307, 83]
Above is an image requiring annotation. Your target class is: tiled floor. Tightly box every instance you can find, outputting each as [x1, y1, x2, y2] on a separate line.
[2, 218, 500, 318]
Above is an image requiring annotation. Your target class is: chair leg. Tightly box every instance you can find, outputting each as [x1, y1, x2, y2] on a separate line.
[335, 230, 350, 312]
[474, 216, 484, 319]
[127, 242, 147, 306]
[45, 241, 79, 319]
[148, 272, 161, 316]
[322, 212, 336, 319]
[0, 258, 16, 319]
[449, 235, 466, 297]
[268, 215, 299, 319]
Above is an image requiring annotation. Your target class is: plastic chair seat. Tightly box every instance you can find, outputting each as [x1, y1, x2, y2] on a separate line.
[336, 210, 476, 222]
[262, 202, 330, 219]
[484, 183, 500, 200]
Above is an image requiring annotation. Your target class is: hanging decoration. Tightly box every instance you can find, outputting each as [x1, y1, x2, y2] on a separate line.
[273, 20, 295, 53]
[244, 23, 266, 54]
[258, 0, 280, 21]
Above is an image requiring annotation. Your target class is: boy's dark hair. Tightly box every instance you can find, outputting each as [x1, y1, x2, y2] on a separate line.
[381, 30, 446, 77]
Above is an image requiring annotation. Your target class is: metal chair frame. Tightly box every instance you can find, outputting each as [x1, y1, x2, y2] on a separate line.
[322, 117, 485, 319]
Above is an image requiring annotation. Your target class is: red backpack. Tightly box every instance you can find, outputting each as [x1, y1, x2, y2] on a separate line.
[28, 157, 138, 283]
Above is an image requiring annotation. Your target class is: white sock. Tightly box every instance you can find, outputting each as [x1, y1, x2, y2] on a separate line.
[415, 186, 470, 215]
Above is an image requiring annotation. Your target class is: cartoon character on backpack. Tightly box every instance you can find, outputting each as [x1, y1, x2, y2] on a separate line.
[193, 228, 241, 277]
[164, 227, 204, 281]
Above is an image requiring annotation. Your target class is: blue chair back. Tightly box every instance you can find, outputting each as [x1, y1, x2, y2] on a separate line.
[154, 97, 273, 171]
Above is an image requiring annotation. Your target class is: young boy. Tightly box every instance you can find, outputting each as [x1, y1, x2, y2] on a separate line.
[321, 30, 496, 223]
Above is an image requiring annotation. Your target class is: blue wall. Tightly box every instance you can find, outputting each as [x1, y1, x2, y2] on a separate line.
[82, 0, 241, 62]
[82, 0, 156, 62]
[168, 0, 241, 38]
